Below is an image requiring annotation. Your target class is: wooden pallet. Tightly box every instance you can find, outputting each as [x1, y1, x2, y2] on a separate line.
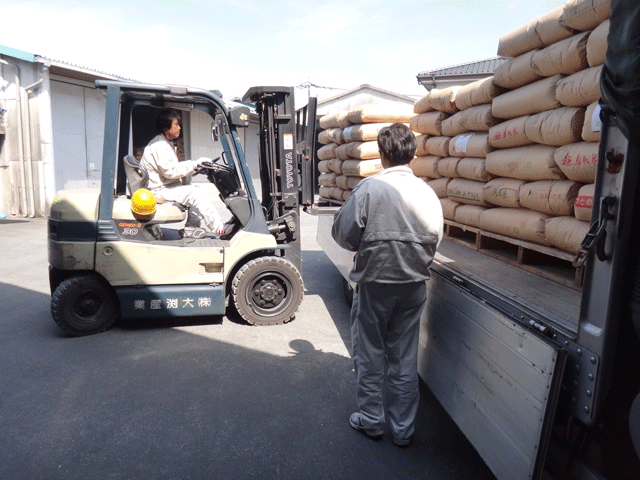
[443, 220, 585, 290]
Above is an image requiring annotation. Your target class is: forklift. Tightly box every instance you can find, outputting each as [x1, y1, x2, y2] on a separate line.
[48, 81, 317, 335]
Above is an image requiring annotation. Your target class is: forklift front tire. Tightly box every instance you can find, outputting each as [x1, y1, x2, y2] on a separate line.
[51, 275, 119, 336]
[231, 257, 303, 326]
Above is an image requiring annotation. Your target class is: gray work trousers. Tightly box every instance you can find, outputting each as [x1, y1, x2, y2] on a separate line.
[350, 281, 427, 440]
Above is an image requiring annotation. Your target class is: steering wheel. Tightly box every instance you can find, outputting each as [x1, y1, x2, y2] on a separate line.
[194, 156, 222, 175]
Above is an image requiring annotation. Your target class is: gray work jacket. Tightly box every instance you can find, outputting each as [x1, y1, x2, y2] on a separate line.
[331, 165, 443, 284]
[140, 134, 198, 190]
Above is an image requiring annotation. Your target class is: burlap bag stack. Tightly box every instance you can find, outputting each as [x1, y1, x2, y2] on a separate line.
[410, 87, 453, 207]
[317, 104, 414, 202]
[409, 82, 500, 227]
[439, 0, 608, 253]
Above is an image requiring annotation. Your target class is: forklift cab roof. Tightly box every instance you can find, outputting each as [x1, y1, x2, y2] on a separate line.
[95, 80, 230, 115]
[95, 80, 253, 129]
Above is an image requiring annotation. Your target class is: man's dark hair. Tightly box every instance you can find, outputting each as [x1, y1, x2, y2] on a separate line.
[155, 108, 181, 135]
[377, 123, 417, 166]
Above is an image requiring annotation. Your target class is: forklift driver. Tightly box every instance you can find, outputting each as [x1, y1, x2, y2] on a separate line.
[140, 108, 224, 236]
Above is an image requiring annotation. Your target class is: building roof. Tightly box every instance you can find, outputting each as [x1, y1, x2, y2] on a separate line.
[417, 57, 508, 78]
[2, 45, 245, 110]
[0, 44, 35, 63]
[46, 58, 137, 84]
[0, 44, 137, 83]
[416, 57, 509, 90]
[317, 83, 416, 106]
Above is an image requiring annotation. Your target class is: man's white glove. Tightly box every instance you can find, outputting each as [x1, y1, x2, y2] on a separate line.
[194, 157, 211, 168]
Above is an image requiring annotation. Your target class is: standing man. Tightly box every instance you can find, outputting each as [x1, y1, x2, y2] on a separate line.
[332, 123, 443, 447]
[140, 108, 224, 235]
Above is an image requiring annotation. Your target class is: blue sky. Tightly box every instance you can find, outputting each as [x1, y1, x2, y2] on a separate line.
[2, 1, 565, 100]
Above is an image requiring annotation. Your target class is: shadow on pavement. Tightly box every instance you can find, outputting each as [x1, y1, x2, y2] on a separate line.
[0, 280, 496, 480]
[0, 219, 31, 225]
[118, 314, 226, 331]
[302, 249, 353, 351]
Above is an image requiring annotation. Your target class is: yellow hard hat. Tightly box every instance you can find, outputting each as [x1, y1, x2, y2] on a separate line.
[131, 188, 157, 218]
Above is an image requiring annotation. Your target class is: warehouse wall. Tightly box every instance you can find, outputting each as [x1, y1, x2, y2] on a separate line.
[0, 56, 49, 217]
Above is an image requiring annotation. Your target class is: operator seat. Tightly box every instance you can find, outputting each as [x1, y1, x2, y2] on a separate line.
[116, 154, 185, 225]
[123, 154, 150, 194]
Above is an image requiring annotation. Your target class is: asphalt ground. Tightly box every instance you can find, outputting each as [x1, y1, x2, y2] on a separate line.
[0, 214, 496, 480]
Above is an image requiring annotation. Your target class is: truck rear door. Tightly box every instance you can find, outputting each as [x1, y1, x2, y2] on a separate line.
[419, 260, 566, 480]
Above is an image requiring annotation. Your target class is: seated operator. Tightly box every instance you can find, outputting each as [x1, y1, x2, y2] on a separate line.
[140, 108, 224, 235]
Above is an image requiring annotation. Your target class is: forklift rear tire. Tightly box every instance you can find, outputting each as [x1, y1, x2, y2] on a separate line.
[231, 257, 303, 326]
[51, 275, 119, 336]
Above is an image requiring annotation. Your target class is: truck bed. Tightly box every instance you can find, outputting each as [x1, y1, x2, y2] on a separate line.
[315, 211, 581, 338]
[435, 239, 581, 334]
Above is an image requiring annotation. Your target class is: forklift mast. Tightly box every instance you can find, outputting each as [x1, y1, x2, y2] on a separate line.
[242, 87, 317, 271]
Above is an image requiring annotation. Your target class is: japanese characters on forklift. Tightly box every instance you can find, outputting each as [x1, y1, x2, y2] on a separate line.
[47, 82, 317, 336]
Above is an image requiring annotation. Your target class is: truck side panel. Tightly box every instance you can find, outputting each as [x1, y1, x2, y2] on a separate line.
[419, 269, 564, 480]
[316, 213, 354, 287]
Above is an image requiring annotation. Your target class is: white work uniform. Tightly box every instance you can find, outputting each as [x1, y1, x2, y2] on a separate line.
[332, 165, 443, 442]
[140, 134, 223, 232]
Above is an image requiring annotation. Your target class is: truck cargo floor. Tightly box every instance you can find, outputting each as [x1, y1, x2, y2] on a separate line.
[435, 239, 581, 332]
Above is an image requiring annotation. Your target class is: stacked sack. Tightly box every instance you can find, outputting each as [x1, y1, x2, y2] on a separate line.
[415, 0, 607, 256]
[410, 77, 505, 234]
[486, 0, 609, 254]
[317, 104, 415, 202]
